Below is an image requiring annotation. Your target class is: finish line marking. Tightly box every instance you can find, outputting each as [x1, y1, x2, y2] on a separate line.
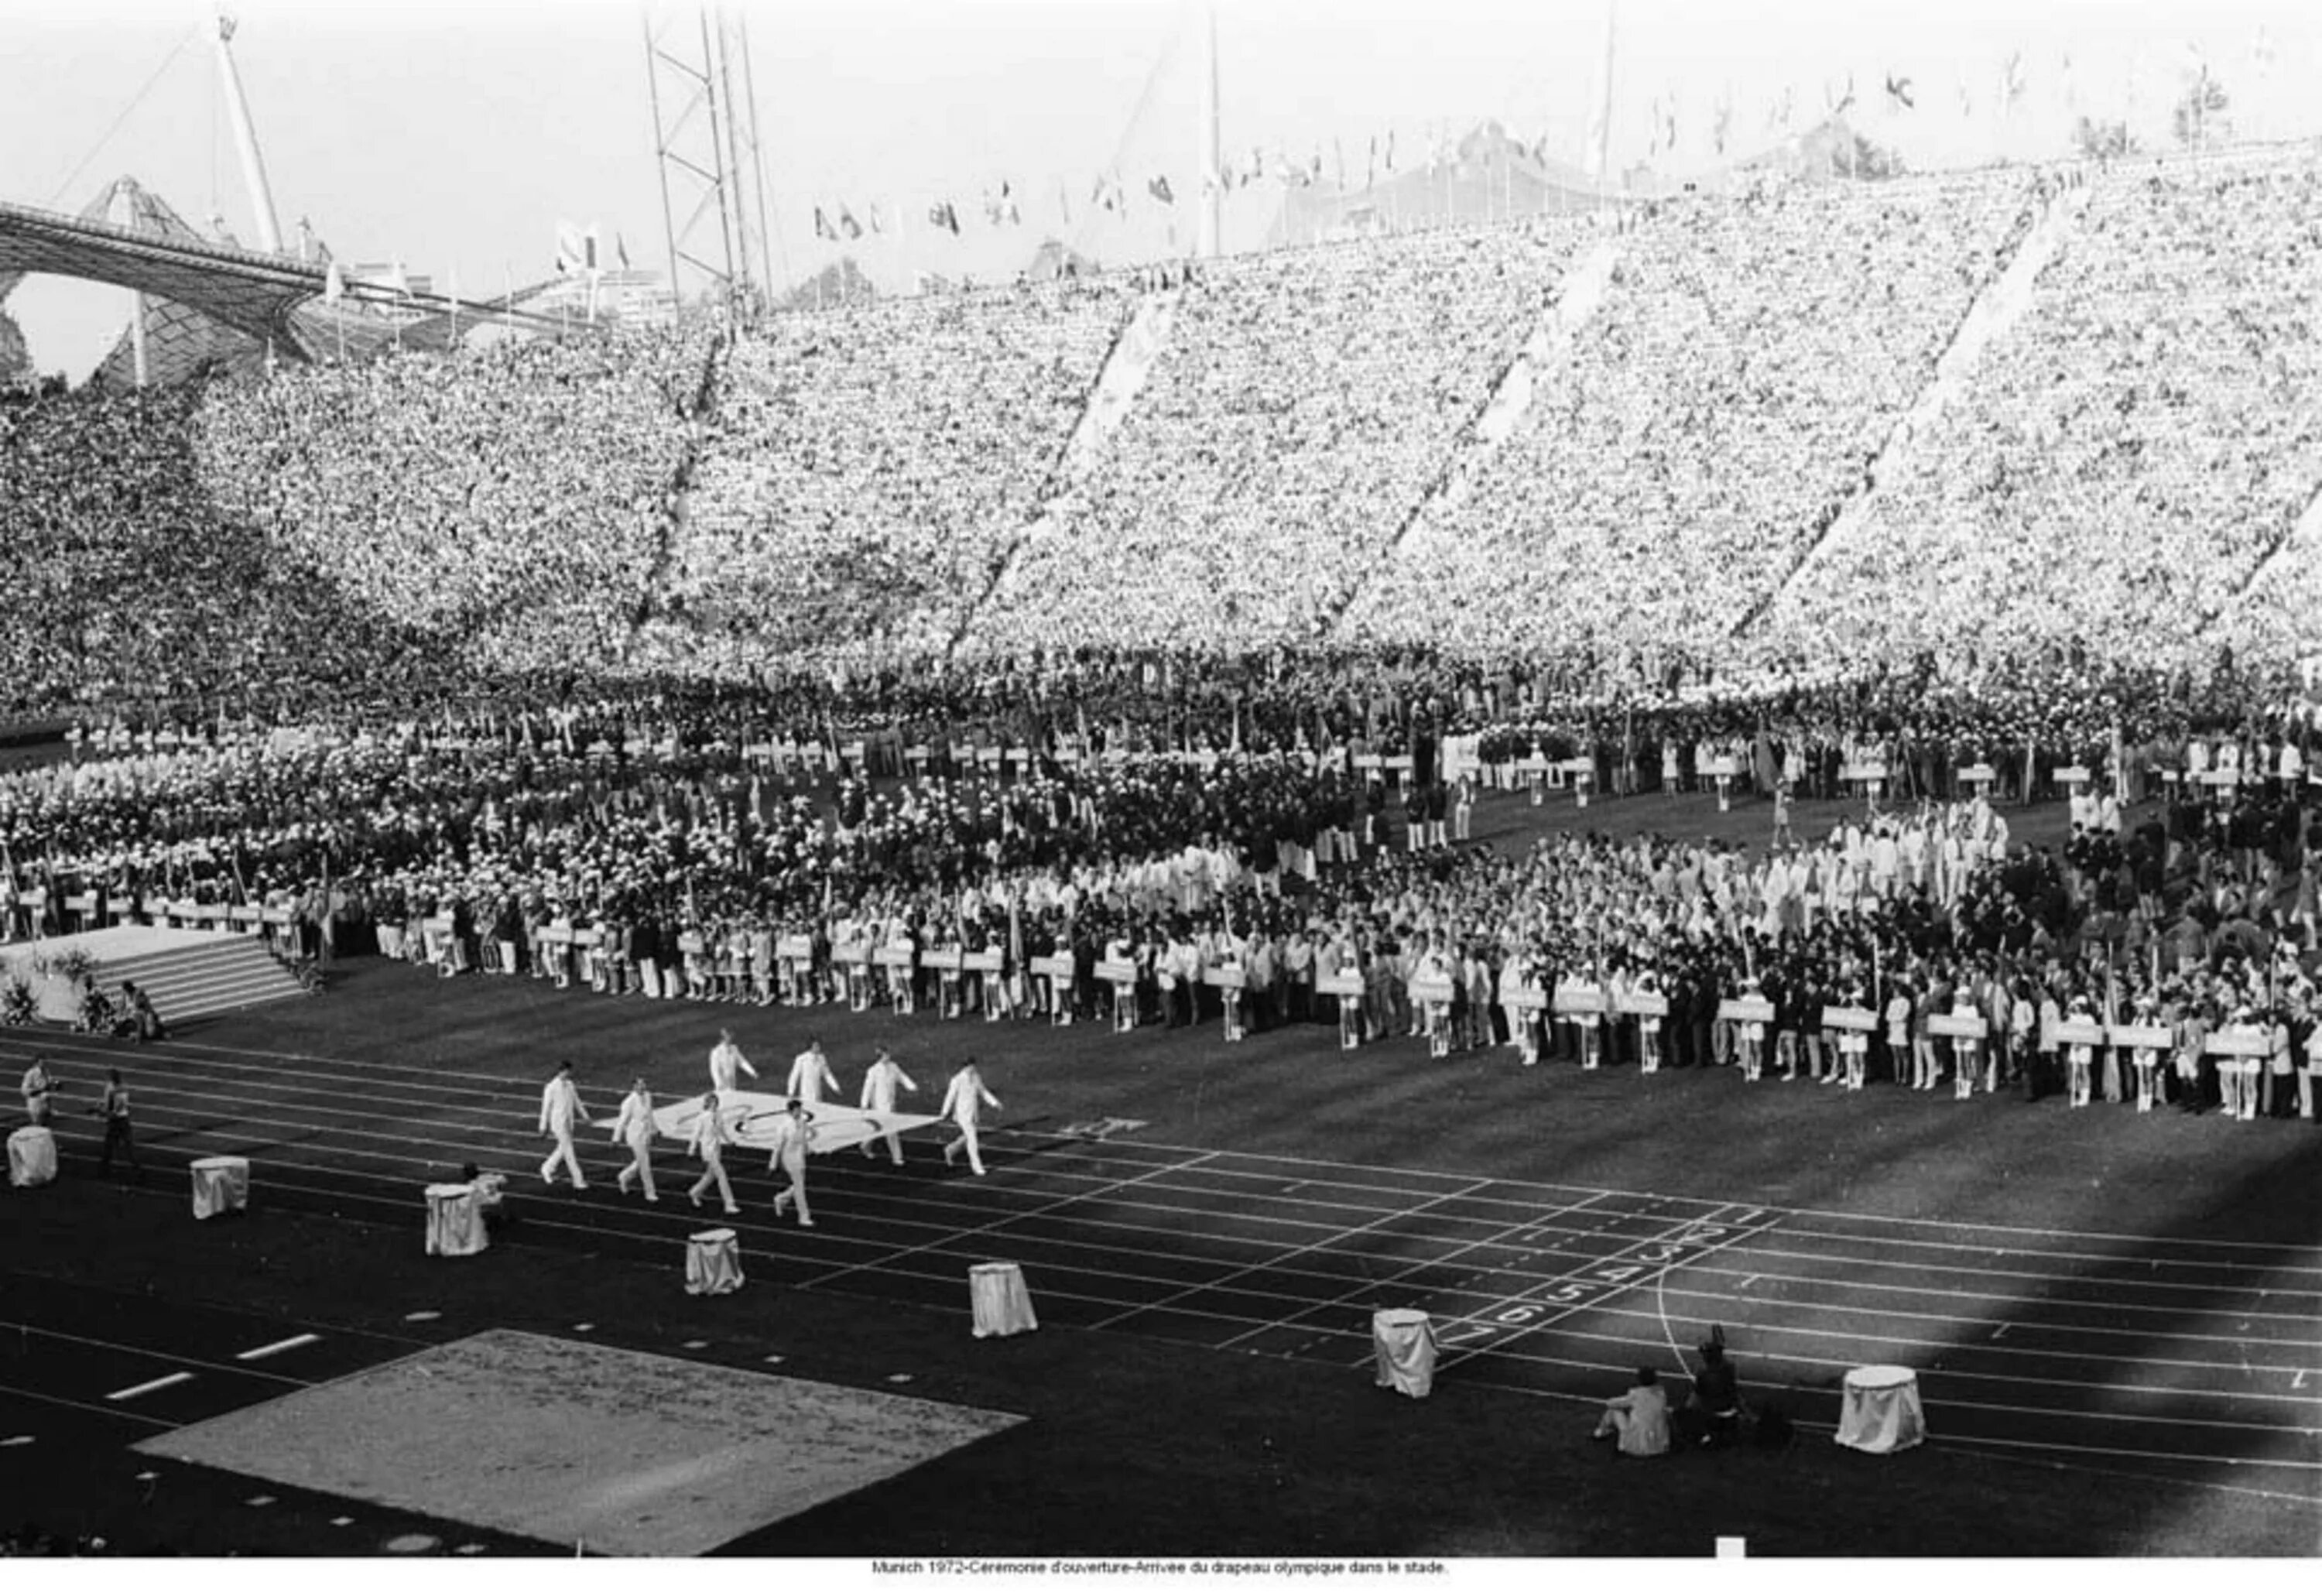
[107, 1372, 195, 1402]
[235, 1334, 321, 1362]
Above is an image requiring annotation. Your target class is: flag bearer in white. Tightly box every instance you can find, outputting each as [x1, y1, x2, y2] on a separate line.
[788, 1038, 841, 1106]
[708, 1027, 758, 1094]
[940, 1060, 1003, 1176]
[611, 1077, 659, 1201]
[859, 1049, 920, 1166]
[537, 1061, 590, 1187]
[766, 1099, 816, 1227]
[688, 1091, 740, 1214]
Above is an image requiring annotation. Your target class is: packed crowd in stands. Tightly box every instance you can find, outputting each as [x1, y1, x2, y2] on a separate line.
[981, 220, 1585, 649]
[190, 323, 718, 677]
[1769, 152, 2322, 672]
[0, 386, 413, 720]
[1347, 172, 2035, 659]
[653, 279, 1130, 667]
[1, 152, 2317, 728]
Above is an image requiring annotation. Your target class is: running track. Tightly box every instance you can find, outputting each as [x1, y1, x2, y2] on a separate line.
[11, 1029, 2320, 1504]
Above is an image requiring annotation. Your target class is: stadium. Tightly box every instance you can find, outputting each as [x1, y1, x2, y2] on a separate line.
[2, 0, 2319, 1566]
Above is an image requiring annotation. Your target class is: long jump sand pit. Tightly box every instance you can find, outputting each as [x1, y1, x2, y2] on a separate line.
[136, 1328, 1025, 1555]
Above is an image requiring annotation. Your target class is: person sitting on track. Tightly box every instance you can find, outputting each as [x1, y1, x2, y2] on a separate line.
[1591, 1366, 1673, 1457]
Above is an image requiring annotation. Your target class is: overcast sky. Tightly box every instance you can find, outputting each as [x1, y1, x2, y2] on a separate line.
[1, 0, 2312, 375]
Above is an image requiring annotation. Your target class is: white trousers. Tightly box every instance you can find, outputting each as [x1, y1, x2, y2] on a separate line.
[541, 1128, 587, 1187]
[863, 1121, 906, 1165]
[618, 1137, 657, 1199]
[945, 1122, 985, 1174]
[689, 1151, 736, 1211]
[770, 1159, 812, 1224]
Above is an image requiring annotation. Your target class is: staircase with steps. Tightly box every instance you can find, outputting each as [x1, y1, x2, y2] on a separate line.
[95, 933, 309, 1025]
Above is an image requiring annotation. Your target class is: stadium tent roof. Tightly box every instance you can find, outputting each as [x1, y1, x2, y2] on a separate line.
[0, 190, 330, 355]
[0, 181, 584, 379]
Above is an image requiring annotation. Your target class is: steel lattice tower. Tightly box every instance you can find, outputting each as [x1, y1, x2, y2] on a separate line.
[642, 5, 776, 313]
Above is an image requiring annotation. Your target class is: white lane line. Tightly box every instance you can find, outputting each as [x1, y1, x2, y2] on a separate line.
[235, 1334, 321, 1361]
[106, 1372, 196, 1402]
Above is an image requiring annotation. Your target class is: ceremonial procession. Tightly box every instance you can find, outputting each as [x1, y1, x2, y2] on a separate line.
[3, 0, 2319, 1571]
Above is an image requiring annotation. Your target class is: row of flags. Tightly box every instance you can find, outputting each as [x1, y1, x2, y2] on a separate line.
[803, 127, 1527, 247]
[1634, 33, 2282, 162]
[799, 29, 2268, 251]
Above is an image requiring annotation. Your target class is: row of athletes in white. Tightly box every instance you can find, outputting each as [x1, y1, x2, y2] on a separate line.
[533, 1031, 1003, 1221]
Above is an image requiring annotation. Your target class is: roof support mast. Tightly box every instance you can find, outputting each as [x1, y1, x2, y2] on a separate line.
[644, 5, 773, 313]
[1197, 0, 1220, 259]
[212, 10, 284, 255]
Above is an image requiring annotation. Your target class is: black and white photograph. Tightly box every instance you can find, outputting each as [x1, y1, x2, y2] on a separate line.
[1, 0, 2318, 1571]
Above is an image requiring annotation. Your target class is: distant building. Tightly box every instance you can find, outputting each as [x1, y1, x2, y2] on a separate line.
[523, 269, 680, 327]
[1268, 121, 1623, 249]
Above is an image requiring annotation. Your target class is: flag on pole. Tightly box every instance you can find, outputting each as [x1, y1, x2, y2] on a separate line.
[813, 206, 837, 241]
[928, 200, 961, 234]
[324, 261, 344, 303]
[839, 207, 862, 240]
[1148, 173, 1175, 204]
[1884, 71, 1916, 111]
[1584, 1, 1615, 176]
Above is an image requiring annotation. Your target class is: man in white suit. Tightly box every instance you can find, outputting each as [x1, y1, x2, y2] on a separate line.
[765, 1098, 816, 1227]
[858, 1048, 919, 1166]
[708, 1028, 759, 1095]
[537, 1060, 589, 1189]
[611, 1076, 659, 1201]
[687, 1090, 740, 1214]
[940, 1060, 1002, 1176]
[787, 1037, 841, 1106]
